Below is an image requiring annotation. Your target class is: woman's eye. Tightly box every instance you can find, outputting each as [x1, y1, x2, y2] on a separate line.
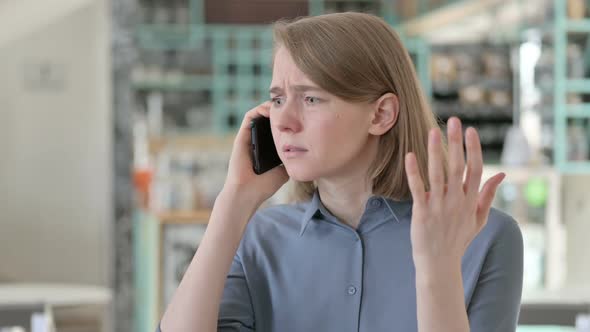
[271, 97, 284, 106]
[305, 96, 319, 104]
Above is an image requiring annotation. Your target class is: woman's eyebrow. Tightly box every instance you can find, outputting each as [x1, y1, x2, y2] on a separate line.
[269, 85, 323, 94]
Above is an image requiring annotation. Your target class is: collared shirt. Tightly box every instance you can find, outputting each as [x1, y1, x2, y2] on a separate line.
[158, 190, 523, 332]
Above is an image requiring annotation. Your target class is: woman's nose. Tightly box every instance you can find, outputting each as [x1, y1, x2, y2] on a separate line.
[274, 101, 303, 133]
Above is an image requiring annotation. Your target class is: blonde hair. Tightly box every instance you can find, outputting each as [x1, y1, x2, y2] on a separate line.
[272, 12, 447, 201]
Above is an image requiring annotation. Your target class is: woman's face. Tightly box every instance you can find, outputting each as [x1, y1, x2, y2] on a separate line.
[269, 47, 378, 182]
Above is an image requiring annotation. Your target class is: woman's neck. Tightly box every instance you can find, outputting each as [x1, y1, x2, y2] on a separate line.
[315, 135, 381, 229]
[316, 177, 373, 229]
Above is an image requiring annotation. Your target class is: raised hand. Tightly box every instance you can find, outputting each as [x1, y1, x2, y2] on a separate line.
[404, 117, 506, 272]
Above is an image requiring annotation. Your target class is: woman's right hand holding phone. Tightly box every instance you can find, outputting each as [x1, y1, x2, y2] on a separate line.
[221, 101, 289, 207]
[160, 101, 288, 332]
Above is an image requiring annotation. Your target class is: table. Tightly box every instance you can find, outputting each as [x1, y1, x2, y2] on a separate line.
[0, 283, 112, 332]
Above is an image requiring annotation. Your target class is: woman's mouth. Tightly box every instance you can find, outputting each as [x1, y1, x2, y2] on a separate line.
[283, 145, 307, 152]
[282, 145, 308, 158]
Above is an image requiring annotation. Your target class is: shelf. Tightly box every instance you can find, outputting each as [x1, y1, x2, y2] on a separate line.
[478, 141, 504, 149]
[435, 112, 513, 123]
[433, 104, 513, 121]
[483, 165, 559, 180]
[137, 24, 193, 50]
[522, 286, 590, 306]
[137, 24, 273, 50]
[132, 75, 213, 91]
[565, 79, 590, 93]
[157, 210, 211, 224]
[566, 104, 590, 118]
[556, 162, 590, 174]
[516, 327, 575, 332]
[148, 134, 235, 153]
[566, 19, 590, 33]
[399, 0, 504, 36]
[432, 78, 512, 92]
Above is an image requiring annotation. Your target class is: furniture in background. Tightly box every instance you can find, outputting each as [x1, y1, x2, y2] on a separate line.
[0, 284, 112, 332]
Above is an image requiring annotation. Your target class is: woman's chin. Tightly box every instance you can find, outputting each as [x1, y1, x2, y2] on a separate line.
[283, 164, 318, 182]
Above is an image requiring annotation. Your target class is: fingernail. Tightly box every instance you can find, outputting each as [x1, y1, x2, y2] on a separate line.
[448, 118, 457, 131]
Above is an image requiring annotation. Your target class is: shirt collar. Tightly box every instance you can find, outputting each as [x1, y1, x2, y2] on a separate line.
[299, 189, 413, 236]
[299, 190, 322, 236]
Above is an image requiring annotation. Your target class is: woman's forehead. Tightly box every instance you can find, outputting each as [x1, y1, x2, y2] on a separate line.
[269, 51, 321, 91]
[272, 48, 312, 81]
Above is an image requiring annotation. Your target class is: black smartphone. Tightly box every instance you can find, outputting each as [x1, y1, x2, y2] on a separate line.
[250, 116, 282, 175]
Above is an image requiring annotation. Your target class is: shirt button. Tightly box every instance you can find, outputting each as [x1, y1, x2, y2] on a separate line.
[370, 199, 382, 208]
[347, 286, 357, 295]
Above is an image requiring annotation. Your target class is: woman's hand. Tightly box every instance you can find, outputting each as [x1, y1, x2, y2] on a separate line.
[161, 101, 287, 332]
[405, 117, 505, 273]
[222, 101, 289, 206]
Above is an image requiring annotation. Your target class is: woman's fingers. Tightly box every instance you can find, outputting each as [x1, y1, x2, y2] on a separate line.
[476, 172, 506, 226]
[463, 127, 484, 202]
[427, 128, 445, 201]
[235, 101, 272, 148]
[425, 184, 448, 201]
[414, 122, 493, 222]
[405, 152, 427, 206]
[231, 101, 273, 170]
[447, 117, 465, 195]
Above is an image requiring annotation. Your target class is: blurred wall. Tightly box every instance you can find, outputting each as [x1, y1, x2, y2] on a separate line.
[0, 0, 111, 286]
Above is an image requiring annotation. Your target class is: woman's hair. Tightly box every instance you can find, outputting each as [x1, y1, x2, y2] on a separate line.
[272, 12, 447, 201]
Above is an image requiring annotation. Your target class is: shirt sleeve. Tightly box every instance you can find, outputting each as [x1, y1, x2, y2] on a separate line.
[468, 216, 524, 332]
[217, 250, 256, 331]
[155, 251, 255, 332]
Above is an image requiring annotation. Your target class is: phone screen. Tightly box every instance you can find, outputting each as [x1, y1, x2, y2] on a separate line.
[250, 117, 282, 174]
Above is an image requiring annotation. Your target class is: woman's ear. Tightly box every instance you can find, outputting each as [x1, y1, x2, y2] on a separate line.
[369, 92, 399, 136]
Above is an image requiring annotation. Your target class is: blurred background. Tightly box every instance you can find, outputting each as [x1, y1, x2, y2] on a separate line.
[1, 0, 590, 331]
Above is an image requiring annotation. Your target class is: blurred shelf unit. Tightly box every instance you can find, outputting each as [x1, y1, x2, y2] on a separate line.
[133, 134, 233, 332]
[132, 0, 443, 135]
[133, 25, 275, 134]
[147, 134, 235, 154]
[131, 2, 590, 330]
[144, 133, 288, 218]
[137, 0, 471, 27]
[134, 133, 291, 330]
[552, 0, 590, 173]
[483, 165, 564, 292]
[157, 209, 211, 224]
[133, 208, 208, 332]
[147, 136, 232, 214]
[502, 0, 590, 173]
[430, 43, 515, 163]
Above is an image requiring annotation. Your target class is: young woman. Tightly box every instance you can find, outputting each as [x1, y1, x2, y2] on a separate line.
[158, 12, 523, 332]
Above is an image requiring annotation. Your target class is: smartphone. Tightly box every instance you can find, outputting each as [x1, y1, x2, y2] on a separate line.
[250, 116, 282, 175]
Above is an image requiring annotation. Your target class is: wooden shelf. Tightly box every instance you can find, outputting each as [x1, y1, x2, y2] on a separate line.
[148, 134, 235, 154]
[157, 210, 211, 224]
[399, 0, 503, 36]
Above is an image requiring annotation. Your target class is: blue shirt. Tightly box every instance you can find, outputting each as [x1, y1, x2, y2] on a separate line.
[158, 190, 523, 331]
